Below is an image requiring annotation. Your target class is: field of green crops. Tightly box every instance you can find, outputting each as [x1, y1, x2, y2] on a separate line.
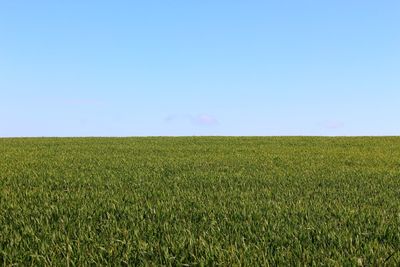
[0, 137, 399, 266]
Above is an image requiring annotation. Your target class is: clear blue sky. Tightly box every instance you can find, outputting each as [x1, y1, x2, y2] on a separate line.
[1, 1, 399, 136]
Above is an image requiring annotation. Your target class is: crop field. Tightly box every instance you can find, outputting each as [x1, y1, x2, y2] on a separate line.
[0, 137, 399, 265]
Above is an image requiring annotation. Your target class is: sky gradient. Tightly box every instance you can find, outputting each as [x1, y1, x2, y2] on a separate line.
[1, 1, 399, 136]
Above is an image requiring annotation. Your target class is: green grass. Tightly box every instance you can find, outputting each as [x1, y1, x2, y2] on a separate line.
[0, 137, 399, 266]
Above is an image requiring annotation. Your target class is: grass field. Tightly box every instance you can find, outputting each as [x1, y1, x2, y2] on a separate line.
[0, 137, 399, 265]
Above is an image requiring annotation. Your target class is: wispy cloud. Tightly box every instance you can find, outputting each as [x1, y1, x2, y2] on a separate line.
[191, 114, 218, 125]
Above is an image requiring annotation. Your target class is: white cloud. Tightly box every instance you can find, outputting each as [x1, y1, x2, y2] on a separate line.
[192, 114, 218, 125]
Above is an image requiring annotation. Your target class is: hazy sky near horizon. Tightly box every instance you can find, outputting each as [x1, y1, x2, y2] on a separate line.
[1, 1, 399, 136]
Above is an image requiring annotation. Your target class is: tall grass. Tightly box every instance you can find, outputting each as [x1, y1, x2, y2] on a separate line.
[0, 137, 399, 265]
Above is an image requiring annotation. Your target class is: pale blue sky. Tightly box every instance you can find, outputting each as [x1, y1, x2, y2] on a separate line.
[1, 1, 399, 136]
